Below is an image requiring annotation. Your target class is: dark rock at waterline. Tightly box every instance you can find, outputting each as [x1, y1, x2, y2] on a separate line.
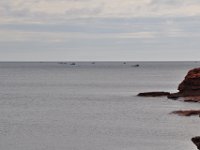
[192, 136, 200, 149]
[137, 92, 170, 97]
[167, 93, 181, 99]
[171, 110, 200, 116]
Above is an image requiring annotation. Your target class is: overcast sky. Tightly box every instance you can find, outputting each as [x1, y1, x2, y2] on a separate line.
[1, 0, 200, 61]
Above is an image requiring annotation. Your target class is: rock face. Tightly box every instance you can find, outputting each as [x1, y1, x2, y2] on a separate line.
[171, 110, 200, 116]
[169, 68, 200, 148]
[168, 68, 200, 99]
[138, 92, 170, 97]
[179, 68, 200, 92]
[192, 136, 200, 150]
[183, 96, 200, 102]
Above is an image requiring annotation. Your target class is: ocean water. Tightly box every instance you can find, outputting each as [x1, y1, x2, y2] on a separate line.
[0, 62, 200, 150]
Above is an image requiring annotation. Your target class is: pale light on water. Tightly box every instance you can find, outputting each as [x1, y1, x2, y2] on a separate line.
[0, 62, 200, 150]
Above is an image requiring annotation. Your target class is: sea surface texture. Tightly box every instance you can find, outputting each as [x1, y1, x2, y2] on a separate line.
[0, 62, 200, 150]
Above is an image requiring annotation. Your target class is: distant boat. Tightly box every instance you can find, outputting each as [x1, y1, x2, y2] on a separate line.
[123, 62, 126, 64]
[91, 62, 95, 64]
[131, 64, 139, 67]
[70, 62, 76, 65]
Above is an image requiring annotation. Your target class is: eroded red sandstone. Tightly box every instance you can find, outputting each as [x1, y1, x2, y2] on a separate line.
[168, 67, 200, 100]
[171, 110, 200, 116]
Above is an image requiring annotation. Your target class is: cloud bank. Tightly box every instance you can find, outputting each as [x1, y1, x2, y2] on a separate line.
[1, 0, 200, 23]
[0, 0, 200, 61]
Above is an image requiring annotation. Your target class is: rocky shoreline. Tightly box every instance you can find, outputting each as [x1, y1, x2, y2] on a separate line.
[137, 92, 170, 97]
[170, 110, 200, 116]
[192, 137, 200, 150]
[138, 67, 200, 149]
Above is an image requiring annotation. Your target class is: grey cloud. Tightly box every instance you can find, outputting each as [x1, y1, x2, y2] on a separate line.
[65, 3, 104, 17]
[150, 0, 183, 5]
[0, 0, 200, 61]
[1, 17, 200, 35]
[1, 0, 200, 23]
[0, 2, 31, 18]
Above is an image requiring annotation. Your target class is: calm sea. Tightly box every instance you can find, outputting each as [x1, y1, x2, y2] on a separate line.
[0, 62, 200, 150]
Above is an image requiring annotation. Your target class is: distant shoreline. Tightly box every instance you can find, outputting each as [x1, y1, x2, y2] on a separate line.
[0, 61, 198, 63]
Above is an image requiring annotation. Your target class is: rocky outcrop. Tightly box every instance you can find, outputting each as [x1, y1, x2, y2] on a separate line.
[168, 68, 200, 100]
[137, 92, 170, 97]
[138, 68, 200, 99]
[171, 110, 200, 116]
[192, 136, 200, 150]
[169, 68, 200, 148]
[179, 68, 200, 92]
[137, 67, 200, 148]
[183, 96, 200, 102]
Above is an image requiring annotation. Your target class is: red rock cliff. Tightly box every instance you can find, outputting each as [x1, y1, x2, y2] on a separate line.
[168, 67, 200, 99]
